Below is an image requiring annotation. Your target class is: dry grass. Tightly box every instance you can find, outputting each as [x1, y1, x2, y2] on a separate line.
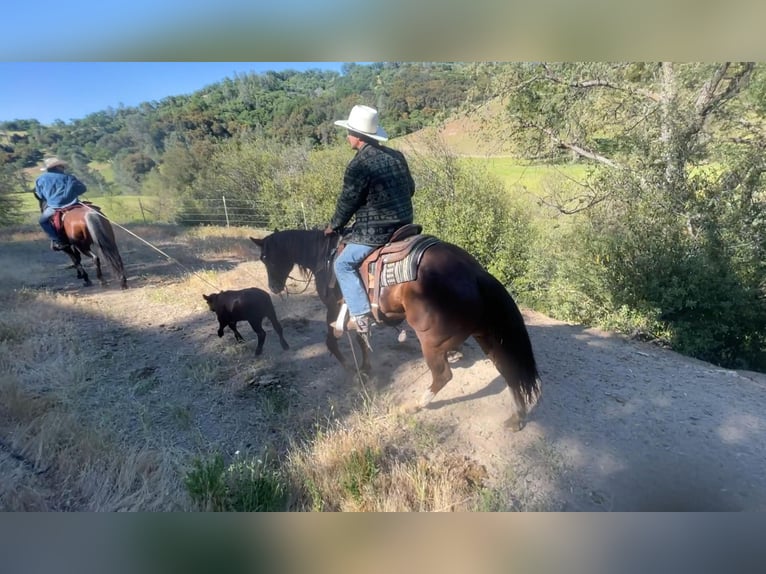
[287, 401, 492, 512]
[0, 373, 188, 511]
[0, 223, 499, 512]
[0, 281, 190, 510]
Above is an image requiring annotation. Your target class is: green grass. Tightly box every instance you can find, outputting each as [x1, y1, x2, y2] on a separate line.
[340, 446, 381, 503]
[459, 157, 591, 190]
[12, 158, 592, 227]
[14, 192, 170, 224]
[88, 161, 115, 183]
[184, 452, 289, 511]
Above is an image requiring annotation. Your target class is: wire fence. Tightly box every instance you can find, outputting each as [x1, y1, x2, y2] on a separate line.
[19, 195, 310, 229]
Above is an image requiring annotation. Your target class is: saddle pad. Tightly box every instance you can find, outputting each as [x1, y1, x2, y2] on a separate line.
[380, 235, 440, 287]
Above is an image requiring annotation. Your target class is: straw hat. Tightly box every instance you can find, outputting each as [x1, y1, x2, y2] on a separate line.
[334, 105, 388, 141]
[41, 157, 67, 171]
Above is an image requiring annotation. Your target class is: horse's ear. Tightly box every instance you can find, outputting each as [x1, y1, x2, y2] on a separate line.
[273, 227, 279, 233]
[250, 237, 263, 247]
[202, 294, 210, 301]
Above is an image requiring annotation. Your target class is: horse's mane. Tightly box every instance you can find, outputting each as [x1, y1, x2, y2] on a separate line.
[270, 228, 333, 275]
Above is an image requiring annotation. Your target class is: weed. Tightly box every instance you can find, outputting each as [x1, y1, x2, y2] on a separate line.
[475, 487, 510, 511]
[257, 384, 292, 417]
[184, 452, 289, 512]
[226, 456, 288, 512]
[184, 358, 223, 385]
[0, 319, 26, 343]
[184, 454, 228, 511]
[132, 377, 160, 397]
[170, 404, 193, 430]
[340, 446, 381, 503]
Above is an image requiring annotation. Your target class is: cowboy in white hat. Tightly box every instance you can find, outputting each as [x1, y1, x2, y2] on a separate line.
[34, 157, 87, 250]
[324, 105, 416, 350]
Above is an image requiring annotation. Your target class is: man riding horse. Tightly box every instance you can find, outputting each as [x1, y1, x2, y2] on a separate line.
[323, 105, 416, 351]
[34, 157, 87, 250]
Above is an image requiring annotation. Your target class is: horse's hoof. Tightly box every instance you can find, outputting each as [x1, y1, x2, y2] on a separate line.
[419, 390, 436, 408]
[447, 350, 463, 364]
[504, 415, 524, 432]
[397, 329, 407, 343]
[402, 401, 422, 415]
[83, 281, 93, 287]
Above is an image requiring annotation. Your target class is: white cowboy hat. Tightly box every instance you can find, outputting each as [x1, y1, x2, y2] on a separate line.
[334, 105, 388, 141]
[41, 157, 67, 171]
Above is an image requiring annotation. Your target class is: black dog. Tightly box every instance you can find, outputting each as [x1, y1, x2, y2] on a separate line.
[203, 288, 289, 355]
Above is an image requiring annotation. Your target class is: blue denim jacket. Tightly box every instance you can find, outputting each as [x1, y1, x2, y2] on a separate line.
[34, 171, 86, 208]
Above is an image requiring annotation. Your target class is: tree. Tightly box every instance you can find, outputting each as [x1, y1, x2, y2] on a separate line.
[0, 163, 25, 226]
[497, 62, 766, 368]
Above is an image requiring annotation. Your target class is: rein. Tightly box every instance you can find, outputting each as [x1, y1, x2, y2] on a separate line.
[281, 232, 338, 296]
[284, 271, 314, 295]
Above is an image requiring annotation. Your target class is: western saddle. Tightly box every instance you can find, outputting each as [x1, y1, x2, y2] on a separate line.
[338, 224, 440, 323]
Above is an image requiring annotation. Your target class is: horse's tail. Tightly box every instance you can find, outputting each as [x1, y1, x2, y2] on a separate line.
[84, 210, 128, 288]
[477, 272, 541, 407]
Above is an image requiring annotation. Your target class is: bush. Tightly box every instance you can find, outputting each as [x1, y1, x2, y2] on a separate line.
[520, 168, 766, 371]
[410, 142, 533, 289]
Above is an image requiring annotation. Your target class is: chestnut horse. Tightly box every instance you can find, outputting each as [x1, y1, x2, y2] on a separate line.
[251, 228, 541, 430]
[37, 198, 128, 289]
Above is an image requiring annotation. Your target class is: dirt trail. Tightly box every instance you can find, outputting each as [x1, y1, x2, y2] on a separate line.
[3, 226, 766, 511]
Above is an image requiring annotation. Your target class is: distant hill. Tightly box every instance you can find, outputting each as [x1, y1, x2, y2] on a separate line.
[396, 98, 518, 158]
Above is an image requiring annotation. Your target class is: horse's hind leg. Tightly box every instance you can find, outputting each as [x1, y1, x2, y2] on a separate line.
[473, 334, 526, 431]
[91, 253, 106, 286]
[63, 247, 91, 286]
[418, 343, 454, 408]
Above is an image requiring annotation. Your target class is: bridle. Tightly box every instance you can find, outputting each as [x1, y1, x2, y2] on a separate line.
[284, 270, 314, 295]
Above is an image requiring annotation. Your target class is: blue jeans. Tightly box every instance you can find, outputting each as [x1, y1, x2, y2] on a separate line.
[334, 242, 375, 317]
[39, 205, 60, 241]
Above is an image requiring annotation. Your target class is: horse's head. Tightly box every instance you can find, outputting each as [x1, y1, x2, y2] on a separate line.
[250, 234, 293, 295]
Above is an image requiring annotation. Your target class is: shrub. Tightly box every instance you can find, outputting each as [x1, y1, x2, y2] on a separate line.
[410, 141, 532, 289]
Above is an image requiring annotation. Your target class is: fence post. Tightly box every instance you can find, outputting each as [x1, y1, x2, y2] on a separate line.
[222, 195, 230, 227]
[138, 198, 147, 223]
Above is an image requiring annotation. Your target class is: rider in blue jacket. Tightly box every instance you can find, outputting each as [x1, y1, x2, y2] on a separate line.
[34, 157, 87, 250]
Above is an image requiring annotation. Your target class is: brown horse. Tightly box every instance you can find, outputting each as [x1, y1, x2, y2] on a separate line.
[37, 198, 128, 289]
[251, 228, 541, 430]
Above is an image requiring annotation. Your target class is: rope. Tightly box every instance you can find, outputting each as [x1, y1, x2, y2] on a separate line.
[345, 331, 370, 393]
[79, 203, 222, 292]
[285, 271, 314, 295]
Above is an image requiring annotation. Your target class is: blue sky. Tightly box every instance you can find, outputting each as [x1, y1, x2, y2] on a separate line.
[0, 62, 349, 125]
[5, 2, 743, 78]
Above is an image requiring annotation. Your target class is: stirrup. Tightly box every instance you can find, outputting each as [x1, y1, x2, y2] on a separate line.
[332, 303, 349, 338]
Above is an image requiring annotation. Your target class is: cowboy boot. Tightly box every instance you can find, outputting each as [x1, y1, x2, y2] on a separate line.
[353, 314, 374, 352]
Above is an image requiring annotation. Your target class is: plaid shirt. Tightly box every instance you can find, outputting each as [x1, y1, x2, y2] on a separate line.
[329, 142, 415, 246]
